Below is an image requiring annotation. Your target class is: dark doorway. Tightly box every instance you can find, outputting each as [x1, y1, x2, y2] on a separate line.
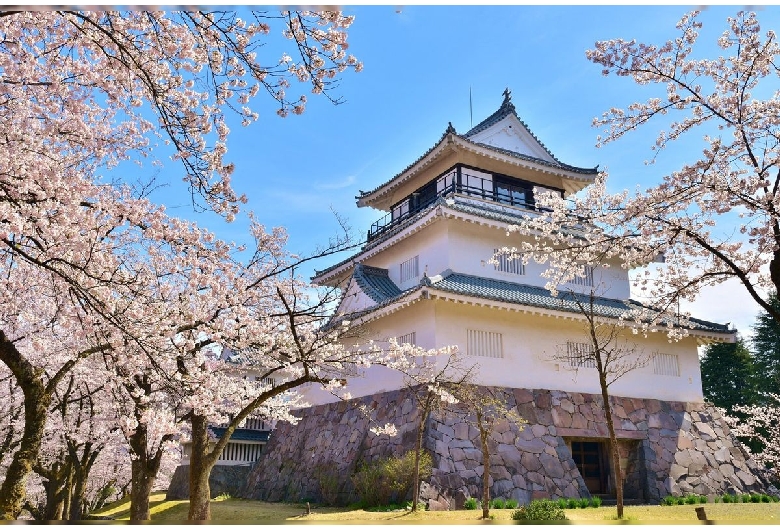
[570, 440, 609, 494]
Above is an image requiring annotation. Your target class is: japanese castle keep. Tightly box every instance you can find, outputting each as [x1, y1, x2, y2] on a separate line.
[242, 91, 772, 507]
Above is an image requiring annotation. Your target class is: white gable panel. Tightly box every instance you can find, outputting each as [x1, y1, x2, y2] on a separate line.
[336, 276, 376, 315]
[467, 114, 556, 164]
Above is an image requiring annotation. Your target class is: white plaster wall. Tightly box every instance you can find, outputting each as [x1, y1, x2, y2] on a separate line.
[364, 220, 451, 291]
[444, 220, 631, 299]
[302, 297, 705, 406]
[298, 300, 438, 405]
[431, 300, 704, 402]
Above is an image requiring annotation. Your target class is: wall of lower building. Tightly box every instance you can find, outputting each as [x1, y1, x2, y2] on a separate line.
[303, 297, 705, 406]
[432, 300, 705, 402]
[241, 386, 771, 508]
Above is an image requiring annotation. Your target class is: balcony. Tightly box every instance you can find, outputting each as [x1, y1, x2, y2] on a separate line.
[366, 168, 539, 242]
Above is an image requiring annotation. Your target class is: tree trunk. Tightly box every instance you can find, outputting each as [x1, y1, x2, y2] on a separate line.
[128, 422, 163, 521]
[0, 335, 51, 520]
[600, 379, 624, 519]
[478, 414, 490, 520]
[67, 441, 99, 521]
[129, 459, 157, 522]
[62, 467, 74, 521]
[188, 414, 216, 521]
[68, 469, 87, 521]
[38, 460, 71, 520]
[42, 477, 65, 521]
[411, 408, 429, 512]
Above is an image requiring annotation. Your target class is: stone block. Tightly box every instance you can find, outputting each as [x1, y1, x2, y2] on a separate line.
[453, 422, 469, 440]
[540, 454, 566, 479]
[513, 388, 534, 404]
[438, 423, 455, 439]
[736, 470, 756, 486]
[552, 408, 572, 428]
[531, 424, 548, 438]
[532, 490, 550, 500]
[516, 436, 547, 453]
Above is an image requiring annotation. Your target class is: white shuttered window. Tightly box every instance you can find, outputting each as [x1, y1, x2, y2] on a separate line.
[568, 265, 594, 287]
[567, 341, 596, 368]
[398, 332, 416, 345]
[654, 353, 680, 376]
[400, 255, 419, 283]
[467, 330, 503, 358]
[493, 249, 525, 275]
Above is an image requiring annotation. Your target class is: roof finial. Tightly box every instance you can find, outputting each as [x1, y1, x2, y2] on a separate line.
[502, 87, 512, 105]
[446, 121, 456, 134]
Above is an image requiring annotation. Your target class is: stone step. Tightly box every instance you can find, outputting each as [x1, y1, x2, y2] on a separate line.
[598, 497, 643, 506]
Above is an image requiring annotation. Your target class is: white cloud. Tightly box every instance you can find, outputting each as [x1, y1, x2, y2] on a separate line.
[314, 175, 356, 190]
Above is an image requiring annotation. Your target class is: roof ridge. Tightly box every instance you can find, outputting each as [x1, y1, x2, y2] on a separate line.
[463, 88, 562, 165]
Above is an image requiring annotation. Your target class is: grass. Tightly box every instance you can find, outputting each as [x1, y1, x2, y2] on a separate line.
[91, 493, 780, 523]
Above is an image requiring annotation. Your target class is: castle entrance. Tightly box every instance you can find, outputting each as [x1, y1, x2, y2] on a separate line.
[570, 440, 609, 494]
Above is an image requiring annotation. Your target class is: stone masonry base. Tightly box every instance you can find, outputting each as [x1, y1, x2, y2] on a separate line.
[240, 387, 770, 508]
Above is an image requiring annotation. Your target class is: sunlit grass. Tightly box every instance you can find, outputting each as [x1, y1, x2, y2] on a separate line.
[92, 494, 780, 523]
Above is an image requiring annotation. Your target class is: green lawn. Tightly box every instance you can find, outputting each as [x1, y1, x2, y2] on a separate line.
[91, 493, 780, 523]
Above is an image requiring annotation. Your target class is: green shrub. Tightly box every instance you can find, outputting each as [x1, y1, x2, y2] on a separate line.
[464, 497, 479, 510]
[675, 496, 686, 505]
[684, 494, 698, 505]
[566, 498, 579, 509]
[721, 494, 734, 503]
[505, 499, 519, 509]
[699, 495, 708, 504]
[557, 498, 568, 510]
[742, 494, 752, 503]
[590, 496, 602, 508]
[662, 495, 677, 506]
[491, 498, 506, 509]
[512, 499, 567, 521]
[750, 493, 762, 503]
[313, 462, 341, 506]
[351, 450, 432, 508]
[578, 498, 590, 508]
[761, 494, 771, 503]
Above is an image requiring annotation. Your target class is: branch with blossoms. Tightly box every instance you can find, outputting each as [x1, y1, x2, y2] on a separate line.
[727, 393, 780, 481]
[574, 9, 780, 326]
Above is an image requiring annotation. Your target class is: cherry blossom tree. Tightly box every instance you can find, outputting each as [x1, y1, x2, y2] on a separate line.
[0, 8, 363, 519]
[399, 352, 472, 512]
[726, 393, 780, 484]
[507, 10, 780, 334]
[554, 289, 650, 519]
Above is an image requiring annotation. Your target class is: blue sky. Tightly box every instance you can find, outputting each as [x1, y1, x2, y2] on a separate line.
[147, 5, 780, 339]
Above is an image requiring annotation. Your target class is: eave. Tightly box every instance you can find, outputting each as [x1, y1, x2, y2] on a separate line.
[357, 133, 597, 212]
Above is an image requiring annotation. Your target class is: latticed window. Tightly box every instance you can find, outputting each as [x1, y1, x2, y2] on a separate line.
[567, 341, 596, 368]
[467, 329, 503, 358]
[654, 353, 680, 376]
[397, 331, 416, 345]
[400, 255, 419, 283]
[568, 265, 594, 287]
[493, 249, 525, 275]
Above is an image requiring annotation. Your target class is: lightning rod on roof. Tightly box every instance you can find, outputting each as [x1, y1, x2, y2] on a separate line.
[469, 86, 473, 129]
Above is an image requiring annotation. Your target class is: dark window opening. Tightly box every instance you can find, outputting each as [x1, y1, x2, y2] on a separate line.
[570, 440, 609, 495]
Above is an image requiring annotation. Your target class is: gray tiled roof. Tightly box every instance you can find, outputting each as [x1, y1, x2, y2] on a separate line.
[472, 142, 598, 175]
[356, 92, 597, 201]
[353, 263, 402, 303]
[210, 427, 270, 443]
[426, 272, 731, 334]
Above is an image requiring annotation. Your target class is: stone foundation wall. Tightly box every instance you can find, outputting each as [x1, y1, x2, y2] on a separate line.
[167, 464, 253, 500]
[241, 387, 770, 508]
